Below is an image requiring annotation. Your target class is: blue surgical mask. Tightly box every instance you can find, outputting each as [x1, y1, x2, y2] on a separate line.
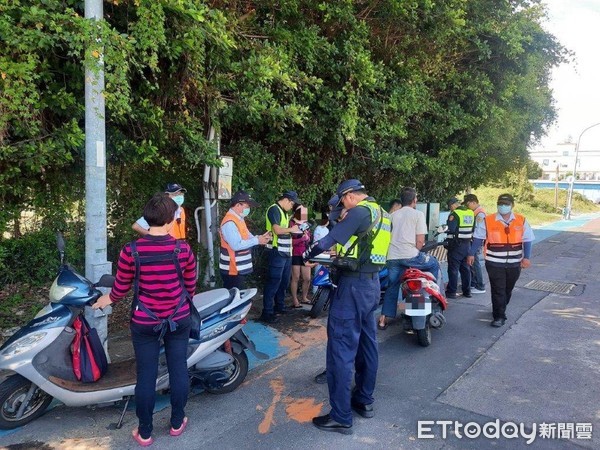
[173, 195, 184, 206]
[497, 204, 512, 215]
[241, 207, 251, 217]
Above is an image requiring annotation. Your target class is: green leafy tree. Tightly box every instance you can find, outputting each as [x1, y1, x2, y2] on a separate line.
[0, 0, 568, 271]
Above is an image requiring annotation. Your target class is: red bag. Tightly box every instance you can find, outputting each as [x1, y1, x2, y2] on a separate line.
[71, 315, 108, 382]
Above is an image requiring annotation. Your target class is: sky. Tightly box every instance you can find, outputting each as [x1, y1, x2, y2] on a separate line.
[537, 0, 600, 151]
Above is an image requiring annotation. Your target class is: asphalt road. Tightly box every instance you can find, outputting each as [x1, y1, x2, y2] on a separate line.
[1, 214, 599, 450]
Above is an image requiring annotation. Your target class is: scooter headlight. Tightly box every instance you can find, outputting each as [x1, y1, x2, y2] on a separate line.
[49, 280, 76, 302]
[0, 332, 48, 357]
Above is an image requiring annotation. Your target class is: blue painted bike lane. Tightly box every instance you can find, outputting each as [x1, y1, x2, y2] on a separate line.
[532, 212, 600, 244]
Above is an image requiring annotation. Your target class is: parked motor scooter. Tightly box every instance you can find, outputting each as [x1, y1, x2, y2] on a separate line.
[309, 264, 389, 319]
[399, 226, 448, 347]
[0, 233, 266, 429]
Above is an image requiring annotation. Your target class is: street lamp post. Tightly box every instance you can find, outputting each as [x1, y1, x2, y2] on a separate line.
[565, 122, 600, 220]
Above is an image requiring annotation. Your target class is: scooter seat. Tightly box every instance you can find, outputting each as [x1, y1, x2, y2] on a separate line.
[192, 288, 234, 320]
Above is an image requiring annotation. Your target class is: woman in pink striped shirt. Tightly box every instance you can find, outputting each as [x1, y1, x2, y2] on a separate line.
[94, 193, 197, 446]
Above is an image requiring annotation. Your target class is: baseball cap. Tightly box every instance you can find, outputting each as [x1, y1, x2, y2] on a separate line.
[230, 190, 259, 207]
[282, 190, 301, 204]
[463, 194, 478, 204]
[327, 194, 340, 207]
[497, 193, 514, 205]
[165, 183, 187, 194]
[335, 179, 366, 205]
[328, 206, 344, 222]
[447, 197, 460, 208]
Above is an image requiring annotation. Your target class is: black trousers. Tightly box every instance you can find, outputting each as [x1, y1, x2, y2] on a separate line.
[221, 272, 246, 290]
[130, 316, 191, 439]
[485, 263, 521, 320]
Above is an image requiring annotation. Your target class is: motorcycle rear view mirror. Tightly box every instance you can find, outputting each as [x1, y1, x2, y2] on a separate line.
[56, 232, 66, 264]
[95, 274, 115, 288]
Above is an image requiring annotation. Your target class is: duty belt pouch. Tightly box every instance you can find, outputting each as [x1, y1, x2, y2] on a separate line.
[331, 256, 359, 272]
[329, 266, 341, 285]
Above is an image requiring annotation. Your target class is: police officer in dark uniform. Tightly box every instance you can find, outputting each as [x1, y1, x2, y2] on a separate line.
[303, 179, 391, 434]
[445, 197, 474, 299]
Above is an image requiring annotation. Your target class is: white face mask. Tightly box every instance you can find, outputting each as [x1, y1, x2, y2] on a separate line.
[497, 204, 512, 215]
[241, 207, 251, 217]
[173, 195, 184, 206]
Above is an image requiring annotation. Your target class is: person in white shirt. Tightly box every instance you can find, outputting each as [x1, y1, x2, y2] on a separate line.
[378, 187, 441, 330]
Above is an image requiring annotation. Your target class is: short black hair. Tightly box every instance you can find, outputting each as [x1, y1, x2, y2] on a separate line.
[143, 192, 178, 227]
[400, 187, 417, 206]
[388, 198, 402, 210]
[464, 193, 479, 204]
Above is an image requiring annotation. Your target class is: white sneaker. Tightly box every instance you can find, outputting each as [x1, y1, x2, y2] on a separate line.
[471, 288, 486, 294]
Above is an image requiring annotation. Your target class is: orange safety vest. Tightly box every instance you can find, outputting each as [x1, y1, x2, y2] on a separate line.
[219, 211, 253, 275]
[473, 206, 485, 217]
[484, 213, 525, 266]
[170, 208, 187, 240]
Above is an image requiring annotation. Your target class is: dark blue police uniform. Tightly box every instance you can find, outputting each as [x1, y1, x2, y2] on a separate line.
[306, 199, 380, 427]
[446, 205, 472, 297]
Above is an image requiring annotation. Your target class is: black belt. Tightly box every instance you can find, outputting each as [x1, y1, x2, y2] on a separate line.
[340, 271, 378, 280]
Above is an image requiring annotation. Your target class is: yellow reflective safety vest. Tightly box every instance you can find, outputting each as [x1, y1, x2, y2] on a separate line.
[449, 207, 475, 239]
[265, 203, 292, 255]
[336, 200, 391, 266]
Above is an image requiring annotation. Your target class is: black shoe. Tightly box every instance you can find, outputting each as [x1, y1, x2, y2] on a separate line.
[463, 292, 472, 298]
[490, 319, 505, 327]
[274, 307, 289, 315]
[445, 292, 460, 299]
[312, 414, 353, 435]
[351, 399, 374, 418]
[259, 314, 279, 324]
[314, 370, 327, 384]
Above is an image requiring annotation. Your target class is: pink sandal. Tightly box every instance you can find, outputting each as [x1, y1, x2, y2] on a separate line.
[170, 417, 188, 436]
[132, 428, 153, 447]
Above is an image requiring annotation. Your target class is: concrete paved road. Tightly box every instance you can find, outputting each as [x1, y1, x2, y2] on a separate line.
[1, 215, 599, 449]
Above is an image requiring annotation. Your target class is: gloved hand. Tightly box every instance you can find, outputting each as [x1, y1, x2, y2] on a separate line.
[302, 242, 319, 262]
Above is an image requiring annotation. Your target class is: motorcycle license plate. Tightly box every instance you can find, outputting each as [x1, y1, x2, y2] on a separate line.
[400, 294, 431, 316]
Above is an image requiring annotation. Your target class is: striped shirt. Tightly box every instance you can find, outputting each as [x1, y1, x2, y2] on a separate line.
[109, 235, 197, 325]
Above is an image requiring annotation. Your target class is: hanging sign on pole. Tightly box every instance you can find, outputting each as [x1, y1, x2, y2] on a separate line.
[218, 156, 233, 200]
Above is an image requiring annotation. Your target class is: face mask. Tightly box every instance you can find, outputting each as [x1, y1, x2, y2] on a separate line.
[497, 204, 512, 215]
[241, 207, 251, 217]
[173, 195, 184, 206]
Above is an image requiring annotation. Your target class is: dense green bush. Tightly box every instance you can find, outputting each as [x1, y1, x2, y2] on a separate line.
[0, 227, 85, 287]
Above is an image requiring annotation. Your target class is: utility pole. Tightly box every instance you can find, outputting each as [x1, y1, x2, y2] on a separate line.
[84, 0, 112, 352]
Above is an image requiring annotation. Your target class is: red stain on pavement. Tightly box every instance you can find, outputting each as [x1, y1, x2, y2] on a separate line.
[258, 378, 284, 434]
[252, 323, 327, 380]
[283, 397, 324, 423]
[257, 377, 324, 432]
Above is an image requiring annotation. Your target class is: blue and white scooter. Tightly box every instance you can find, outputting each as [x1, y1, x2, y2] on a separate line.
[0, 233, 266, 429]
[309, 259, 389, 318]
